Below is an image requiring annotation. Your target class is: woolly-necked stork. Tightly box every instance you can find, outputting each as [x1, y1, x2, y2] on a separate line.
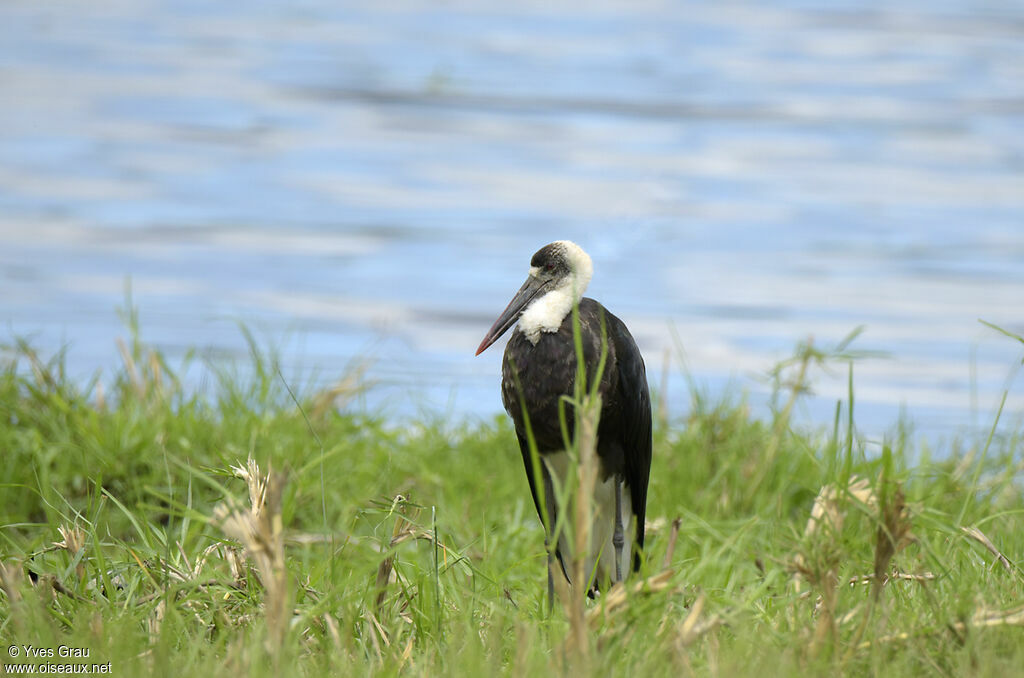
[475, 240, 652, 596]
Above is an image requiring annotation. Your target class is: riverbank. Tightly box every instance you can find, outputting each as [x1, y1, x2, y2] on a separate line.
[1, 323, 1022, 675]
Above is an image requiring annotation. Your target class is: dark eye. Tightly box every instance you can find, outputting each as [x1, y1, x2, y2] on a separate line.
[545, 262, 555, 272]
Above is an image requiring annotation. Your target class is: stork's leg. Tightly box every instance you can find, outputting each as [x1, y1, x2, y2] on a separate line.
[546, 548, 555, 614]
[612, 476, 625, 583]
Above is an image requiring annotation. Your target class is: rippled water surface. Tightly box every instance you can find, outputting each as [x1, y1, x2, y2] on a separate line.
[2, 0, 1023, 439]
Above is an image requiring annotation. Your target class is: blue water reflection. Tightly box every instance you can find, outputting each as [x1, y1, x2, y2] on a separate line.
[1, 1, 1022, 440]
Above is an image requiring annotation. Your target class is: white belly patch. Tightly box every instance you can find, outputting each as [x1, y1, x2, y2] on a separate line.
[541, 451, 633, 588]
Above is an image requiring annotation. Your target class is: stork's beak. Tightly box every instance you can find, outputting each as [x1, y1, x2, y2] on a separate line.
[475, 276, 549, 355]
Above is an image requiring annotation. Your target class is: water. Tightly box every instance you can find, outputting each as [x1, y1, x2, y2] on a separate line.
[2, 0, 1023, 441]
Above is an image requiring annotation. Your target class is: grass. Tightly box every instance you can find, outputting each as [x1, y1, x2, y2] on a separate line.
[1, 318, 1022, 677]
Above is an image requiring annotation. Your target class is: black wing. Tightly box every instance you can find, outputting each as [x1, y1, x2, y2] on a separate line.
[605, 310, 653, 571]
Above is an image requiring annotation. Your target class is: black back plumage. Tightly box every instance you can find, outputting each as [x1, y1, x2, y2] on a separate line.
[501, 297, 652, 573]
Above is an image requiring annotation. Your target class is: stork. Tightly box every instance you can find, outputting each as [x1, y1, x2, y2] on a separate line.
[475, 240, 652, 598]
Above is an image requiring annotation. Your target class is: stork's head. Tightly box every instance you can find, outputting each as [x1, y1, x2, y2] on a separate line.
[475, 241, 593, 355]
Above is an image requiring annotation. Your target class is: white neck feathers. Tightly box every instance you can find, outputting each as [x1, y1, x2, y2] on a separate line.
[518, 241, 593, 344]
